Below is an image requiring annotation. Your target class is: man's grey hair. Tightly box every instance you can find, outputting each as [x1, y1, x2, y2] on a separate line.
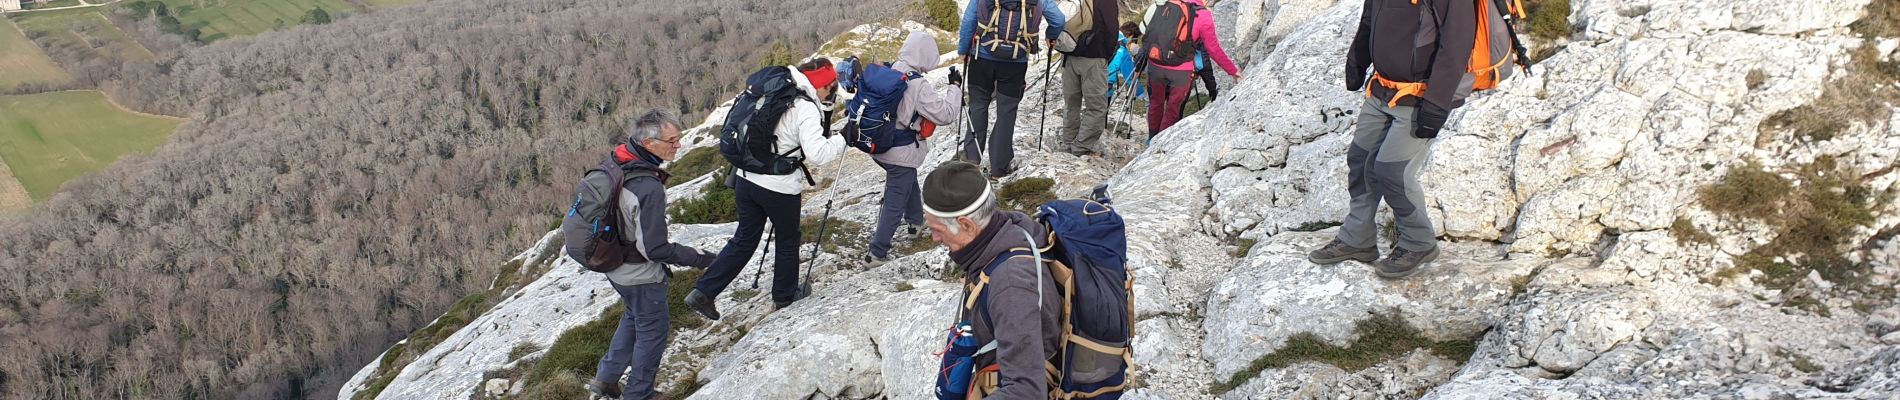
[628, 108, 683, 143]
[931, 192, 997, 235]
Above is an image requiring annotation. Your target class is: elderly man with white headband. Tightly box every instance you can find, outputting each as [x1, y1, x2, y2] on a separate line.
[921, 161, 1062, 398]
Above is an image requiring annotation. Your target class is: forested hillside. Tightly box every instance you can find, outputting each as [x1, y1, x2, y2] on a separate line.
[0, 0, 916, 397]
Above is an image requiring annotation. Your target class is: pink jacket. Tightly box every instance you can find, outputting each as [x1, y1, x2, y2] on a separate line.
[1153, 0, 1238, 76]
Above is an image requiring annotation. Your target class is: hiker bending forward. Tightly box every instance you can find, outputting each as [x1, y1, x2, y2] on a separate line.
[923, 162, 1062, 398]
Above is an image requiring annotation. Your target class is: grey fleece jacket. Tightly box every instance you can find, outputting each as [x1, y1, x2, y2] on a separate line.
[605, 152, 716, 286]
[953, 211, 1060, 399]
[874, 31, 962, 169]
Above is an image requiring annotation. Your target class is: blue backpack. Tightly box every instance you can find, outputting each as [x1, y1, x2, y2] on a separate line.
[842, 63, 918, 154]
[937, 193, 1133, 399]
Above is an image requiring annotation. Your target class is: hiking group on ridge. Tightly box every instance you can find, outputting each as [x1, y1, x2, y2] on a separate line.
[559, 0, 1530, 397]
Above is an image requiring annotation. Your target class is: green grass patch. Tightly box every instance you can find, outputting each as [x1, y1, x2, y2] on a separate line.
[0, 90, 180, 201]
[1230, 237, 1258, 259]
[1758, 42, 1899, 144]
[1669, 217, 1717, 246]
[1701, 158, 1880, 303]
[668, 169, 739, 224]
[1288, 221, 1343, 232]
[142, 0, 361, 42]
[1212, 311, 1481, 394]
[509, 342, 542, 362]
[0, 19, 72, 91]
[353, 260, 525, 400]
[523, 268, 707, 392]
[801, 215, 867, 255]
[1525, 0, 1573, 42]
[998, 177, 1056, 213]
[666, 146, 722, 188]
[12, 8, 154, 63]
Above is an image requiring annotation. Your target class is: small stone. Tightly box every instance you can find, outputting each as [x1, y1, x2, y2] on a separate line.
[484, 379, 510, 397]
[1882, 331, 1900, 345]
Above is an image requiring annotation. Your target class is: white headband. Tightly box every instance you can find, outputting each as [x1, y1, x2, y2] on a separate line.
[923, 183, 994, 218]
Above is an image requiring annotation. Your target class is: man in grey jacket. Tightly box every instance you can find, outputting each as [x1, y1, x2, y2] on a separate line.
[922, 162, 1060, 398]
[864, 32, 963, 266]
[588, 109, 716, 400]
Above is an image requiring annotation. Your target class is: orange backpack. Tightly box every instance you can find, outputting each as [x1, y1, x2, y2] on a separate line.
[1370, 0, 1532, 107]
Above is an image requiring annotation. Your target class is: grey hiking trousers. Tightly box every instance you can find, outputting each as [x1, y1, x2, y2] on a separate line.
[1058, 56, 1109, 154]
[1337, 97, 1439, 252]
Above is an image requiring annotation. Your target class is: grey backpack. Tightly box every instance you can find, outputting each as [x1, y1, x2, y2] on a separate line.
[561, 157, 659, 272]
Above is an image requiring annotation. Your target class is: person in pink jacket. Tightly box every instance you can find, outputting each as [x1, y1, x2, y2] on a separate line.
[1139, 0, 1243, 139]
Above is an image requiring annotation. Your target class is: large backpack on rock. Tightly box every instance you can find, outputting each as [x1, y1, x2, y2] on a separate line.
[977, 0, 1045, 60]
[1370, 0, 1533, 107]
[843, 63, 919, 154]
[721, 67, 811, 177]
[941, 196, 1134, 399]
[561, 157, 659, 272]
[1142, 0, 1202, 68]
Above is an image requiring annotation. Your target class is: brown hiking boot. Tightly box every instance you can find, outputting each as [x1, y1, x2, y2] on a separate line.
[1307, 239, 1379, 265]
[1375, 246, 1440, 279]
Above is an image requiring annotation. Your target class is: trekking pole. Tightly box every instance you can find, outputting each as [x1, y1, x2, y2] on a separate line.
[797, 157, 849, 297]
[1036, 48, 1056, 152]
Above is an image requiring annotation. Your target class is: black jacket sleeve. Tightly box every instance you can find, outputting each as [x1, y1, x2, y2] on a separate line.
[1422, 0, 1478, 108]
[1345, 0, 1375, 90]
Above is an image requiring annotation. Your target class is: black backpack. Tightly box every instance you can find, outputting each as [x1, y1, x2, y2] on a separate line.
[1142, 0, 1203, 68]
[721, 67, 812, 181]
[561, 157, 660, 272]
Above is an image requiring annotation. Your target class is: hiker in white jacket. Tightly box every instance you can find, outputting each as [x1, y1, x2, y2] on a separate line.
[688, 58, 848, 319]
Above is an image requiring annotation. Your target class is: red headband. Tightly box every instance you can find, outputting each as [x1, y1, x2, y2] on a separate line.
[802, 65, 837, 91]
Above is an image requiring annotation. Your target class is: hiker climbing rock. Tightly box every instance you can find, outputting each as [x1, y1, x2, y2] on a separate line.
[1138, 0, 1242, 138]
[1310, 0, 1527, 278]
[957, 0, 1065, 178]
[559, 108, 717, 400]
[848, 32, 963, 267]
[1054, 0, 1118, 157]
[690, 58, 849, 319]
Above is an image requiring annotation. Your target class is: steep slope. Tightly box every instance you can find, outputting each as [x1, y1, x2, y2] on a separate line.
[349, 0, 1900, 398]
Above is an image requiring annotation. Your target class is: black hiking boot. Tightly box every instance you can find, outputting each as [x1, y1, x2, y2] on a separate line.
[585, 378, 621, 399]
[685, 289, 720, 321]
[1307, 239, 1379, 265]
[1375, 246, 1440, 279]
[775, 284, 813, 310]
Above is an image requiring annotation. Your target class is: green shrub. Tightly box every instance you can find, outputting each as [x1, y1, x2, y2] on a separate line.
[1213, 311, 1479, 394]
[1525, 0, 1572, 42]
[669, 170, 739, 224]
[922, 0, 959, 31]
[998, 178, 1056, 212]
[666, 147, 723, 188]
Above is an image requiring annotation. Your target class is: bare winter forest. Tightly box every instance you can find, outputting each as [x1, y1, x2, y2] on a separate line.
[0, 0, 918, 397]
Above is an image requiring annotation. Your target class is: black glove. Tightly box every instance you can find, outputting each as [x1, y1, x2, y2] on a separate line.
[1413, 101, 1449, 139]
[948, 67, 963, 86]
[1345, 64, 1369, 92]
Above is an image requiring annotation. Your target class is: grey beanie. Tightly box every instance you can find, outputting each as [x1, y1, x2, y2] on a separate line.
[922, 161, 992, 218]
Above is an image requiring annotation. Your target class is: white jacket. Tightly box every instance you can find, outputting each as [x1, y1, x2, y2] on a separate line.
[736, 66, 848, 195]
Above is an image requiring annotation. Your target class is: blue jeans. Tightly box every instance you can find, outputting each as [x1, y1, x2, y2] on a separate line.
[595, 280, 669, 400]
[868, 161, 923, 258]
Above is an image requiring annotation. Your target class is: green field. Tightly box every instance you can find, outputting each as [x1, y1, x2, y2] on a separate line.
[0, 91, 181, 201]
[10, 8, 155, 63]
[0, 19, 73, 91]
[154, 0, 361, 41]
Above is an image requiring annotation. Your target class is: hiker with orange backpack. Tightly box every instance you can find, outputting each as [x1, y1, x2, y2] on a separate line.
[1138, 0, 1242, 139]
[1308, 0, 1529, 278]
[855, 32, 965, 267]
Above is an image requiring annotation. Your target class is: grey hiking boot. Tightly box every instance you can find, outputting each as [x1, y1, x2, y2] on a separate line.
[862, 252, 893, 268]
[585, 378, 621, 399]
[1307, 240, 1379, 265]
[1375, 246, 1440, 279]
[685, 289, 720, 321]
